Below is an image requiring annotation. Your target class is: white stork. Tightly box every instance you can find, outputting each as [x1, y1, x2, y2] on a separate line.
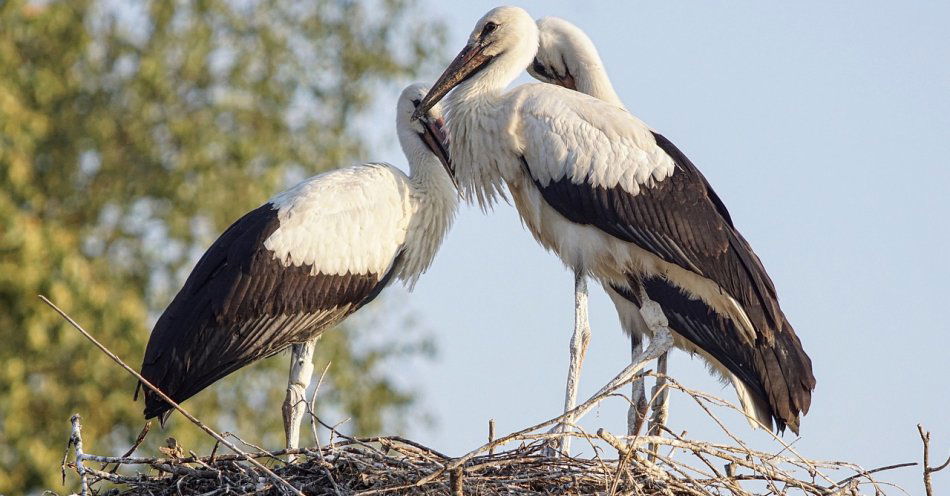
[528, 16, 662, 438]
[413, 7, 815, 450]
[138, 83, 457, 453]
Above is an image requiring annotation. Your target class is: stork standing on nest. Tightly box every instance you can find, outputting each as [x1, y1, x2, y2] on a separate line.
[528, 16, 660, 438]
[413, 7, 815, 453]
[138, 83, 457, 454]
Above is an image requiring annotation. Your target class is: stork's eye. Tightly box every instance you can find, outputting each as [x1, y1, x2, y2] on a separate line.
[411, 98, 422, 107]
[481, 22, 498, 37]
[532, 58, 551, 78]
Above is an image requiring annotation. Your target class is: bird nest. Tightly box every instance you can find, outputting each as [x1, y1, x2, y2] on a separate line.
[44, 296, 943, 495]
[58, 378, 927, 496]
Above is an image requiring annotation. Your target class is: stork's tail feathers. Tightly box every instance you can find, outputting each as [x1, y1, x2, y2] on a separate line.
[616, 275, 815, 435]
[729, 318, 815, 434]
[142, 389, 174, 426]
[135, 380, 175, 426]
[753, 315, 816, 434]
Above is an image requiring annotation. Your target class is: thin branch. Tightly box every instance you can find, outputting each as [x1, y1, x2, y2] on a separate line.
[68, 414, 89, 496]
[413, 331, 674, 487]
[835, 462, 918, 486]
[488, 419, 496, 455]
[918, 424, 948, 496]
[38, 295, 304, 496]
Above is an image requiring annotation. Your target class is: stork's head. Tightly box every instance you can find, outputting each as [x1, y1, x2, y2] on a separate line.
[412, 6, 538, 121]
[529, 17, 596, 90]
[397, 83, 456, 187]
[528, 17, 624, 108]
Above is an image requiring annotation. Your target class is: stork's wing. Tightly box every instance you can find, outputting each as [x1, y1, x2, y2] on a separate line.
[518, 88, 779, 339]
[139, 164, 409, 420]
[517, 87, 814, 427]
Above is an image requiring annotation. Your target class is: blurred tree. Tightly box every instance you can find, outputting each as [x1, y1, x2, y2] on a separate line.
[0, 0, 444, 491]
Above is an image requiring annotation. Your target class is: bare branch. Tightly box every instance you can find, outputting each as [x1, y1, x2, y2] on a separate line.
[38, 295, 304, 496]
[918, 424, 948, 496]
[67, 414, 89, 496]
[488, 419, 496, 455]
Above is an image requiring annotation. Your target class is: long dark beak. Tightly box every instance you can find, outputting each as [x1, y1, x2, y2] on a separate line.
[419, 115, 458, 189]
[412, 43, 493, 122]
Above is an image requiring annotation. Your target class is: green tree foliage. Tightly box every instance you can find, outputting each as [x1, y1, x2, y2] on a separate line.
[0, 0, 444, 491]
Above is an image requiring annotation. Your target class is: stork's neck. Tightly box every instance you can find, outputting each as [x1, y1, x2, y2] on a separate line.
[396, 114, 453, 194]
[561, 38, 626, 109]
[444, 82, 515, 208]
[445, 78, 504, 122]
[408, 153, 455, 194]
[575, 63, 625, 110]
[398, 149, 457, 288]
[443, 32, 539, 207]
[446, 64, 511, 109]
[400, 136, 455, 196]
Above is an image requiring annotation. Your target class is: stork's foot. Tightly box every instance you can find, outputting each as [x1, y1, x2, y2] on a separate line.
[647, 353, 670, 435]
[282, 383, 306, 456]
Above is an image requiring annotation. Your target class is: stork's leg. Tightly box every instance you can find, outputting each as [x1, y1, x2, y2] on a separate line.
[627, 334, 649, 437]
[567, 323, 673, 425]
[648, 351, 670, 438]
[551, 270, 591, 456]
[283, 339, 317, 461]
[636, 293, 673, 458]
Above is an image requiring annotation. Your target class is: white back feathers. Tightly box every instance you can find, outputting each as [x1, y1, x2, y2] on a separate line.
[266, 164, 413, 276]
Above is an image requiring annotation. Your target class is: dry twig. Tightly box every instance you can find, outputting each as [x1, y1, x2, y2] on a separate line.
[918, 424, 950, 496]
[40, 295, 304, 496]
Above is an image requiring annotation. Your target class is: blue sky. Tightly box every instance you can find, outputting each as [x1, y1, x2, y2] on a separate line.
[362, 1, 950, 493]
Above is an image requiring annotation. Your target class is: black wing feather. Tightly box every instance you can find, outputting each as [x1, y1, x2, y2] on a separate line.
[139, 204, 401, 420]
[615, 276, 813, 432]
[527, 134, 781, 340]
[527, 132, 815, 431]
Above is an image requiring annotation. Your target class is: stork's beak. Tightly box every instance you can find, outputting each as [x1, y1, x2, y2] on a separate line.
[419, 115, 458, 189]
[412, 42, 493, 122]
[559, 70, 577, 91]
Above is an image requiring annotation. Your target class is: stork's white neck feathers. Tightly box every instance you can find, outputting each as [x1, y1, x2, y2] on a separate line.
[535, 17, 625, 109]
[443, 6, 540, 207]
[395, 86, 458, 287]
[397, 113, 454, 195]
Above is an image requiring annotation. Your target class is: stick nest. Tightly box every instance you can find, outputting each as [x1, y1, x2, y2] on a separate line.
[60, 432, 880, 495]
[44, 296, 929, 495]
[59, 379, 912, 496]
